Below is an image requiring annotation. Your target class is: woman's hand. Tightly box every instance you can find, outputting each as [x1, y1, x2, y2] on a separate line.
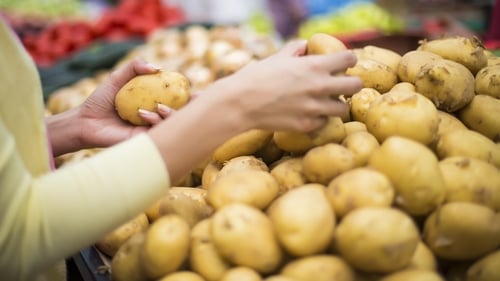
[76, 59, 163, 148]
[199, 40, 363, 133]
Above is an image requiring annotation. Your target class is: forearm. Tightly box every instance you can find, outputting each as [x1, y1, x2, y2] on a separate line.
[148, 81, 249, 183]
[45, 106, 84, 157]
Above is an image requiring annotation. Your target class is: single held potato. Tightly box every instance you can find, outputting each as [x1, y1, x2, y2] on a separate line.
[280, 255, 355, 281]
[267, 184, 335, 257]
[210, 204, 282, 274]
[95, 213, 149, 257]
[458, 94, 500, 142]
[414, 59, 475, 112]
[368, 136, 445, 216]
[115, 71, 191, 125]
[306, 33, 347, 55]
[475, 65, 500, 98]
[418, 36, 487, 75]
[335, 207, 420, 273]
[439, 156, 500, 211]
[190, 219, 231, 281]
[423, 202, 500, 260]
[365, 90, 439, 145]
[397, 50, 442, 83]
[141, 215, 191, 280]
[326, 167, 394, 218]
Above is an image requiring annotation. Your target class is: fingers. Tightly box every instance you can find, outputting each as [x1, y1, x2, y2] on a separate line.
[275, 39, 308, 57]
[107, 58, 160, 91]
[306, 50, 358, 73]
[138, 104, 175, 125]
[325, 76, 363, 98]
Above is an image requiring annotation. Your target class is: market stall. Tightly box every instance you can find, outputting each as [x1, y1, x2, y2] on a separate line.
[1, 1, 499, 280]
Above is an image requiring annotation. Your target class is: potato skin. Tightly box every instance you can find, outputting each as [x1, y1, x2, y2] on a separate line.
[466, 250, 500, 281]
[423, 202, 500, 260]
[158, 271, 206, 281]
[379, 269, 445, 281]
[368, 136, 445, 216]
[439, 157, 500, 211]
[270, 157, 306, 194]
[281, 255, 355, 281]
[475, 65, 500, 98]
[111, 232, 147, 281]
[115, 71, 190, 125]
[307, 33, 347, 55]
[211, 204, 282, 274]
[341, 131, 380, 167]
[158, 187, 214, 227]
[267, 184, 335, 257]
[95, 213, 149, 257]
[458, 94, 500, 142]
[415, 59, 475, 112]
[335, 207, 420, 273]
[405, 242, 437, 271]
[302, 143, 356, 185]
[355, 45, 402, 72]
[397, 50, 442, 83]
[346, 59, 398, 93]
[212, 129, 273, 163]
[349, 88, 381, 123]
[220, 267, 262, 281]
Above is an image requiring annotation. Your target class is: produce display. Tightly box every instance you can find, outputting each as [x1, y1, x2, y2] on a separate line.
[44, 25, 500, 281]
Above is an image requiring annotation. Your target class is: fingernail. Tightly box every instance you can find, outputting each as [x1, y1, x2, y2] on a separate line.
[147, 63, 161, 70]
[157, 103, 171, 114]
[138, 108, 153, 116]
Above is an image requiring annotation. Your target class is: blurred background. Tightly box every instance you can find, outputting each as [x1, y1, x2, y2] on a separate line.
[1, 0, 498, 98]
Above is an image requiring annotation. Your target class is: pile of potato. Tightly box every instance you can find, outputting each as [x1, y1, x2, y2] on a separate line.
[46, 28, 500, 281]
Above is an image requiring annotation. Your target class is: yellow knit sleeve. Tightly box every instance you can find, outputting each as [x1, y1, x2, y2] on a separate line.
[0, 124, 170, 281]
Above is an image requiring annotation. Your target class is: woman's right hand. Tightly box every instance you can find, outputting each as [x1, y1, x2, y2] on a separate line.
[200, 40, 363, 133]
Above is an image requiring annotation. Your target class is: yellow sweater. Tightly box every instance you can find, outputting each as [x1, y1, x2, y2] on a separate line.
[0, 20, 170, 281]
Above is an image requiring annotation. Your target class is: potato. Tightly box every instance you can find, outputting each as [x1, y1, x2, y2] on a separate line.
[439, 157, 500, 211]
[267, 184, 335, 257]
[436, 111, 467, 137]
[423, 202, 500, 260]
[390, 82, 416, 92]
[270, 157, 306, 194]
[115, 71, 190, 125]
[190, 219, 231, 281]
[458, 94, 500, 142]
[306, 33, 347, 55]
[281, 255, 355, 281]
[302, 143, 356, 185]
[341, 131, 380, 167]
[346, 59, 398, 93]
[475, 65, 500, 98]
[397, 50, 442, 83]
[207, 170, 279, 210]
[415, 59, 475, 112]
[217, 155, 268, 179]
[308, 116, 346, 146]
[365, 90, 439, 145]
[273, 131, 314, 154]
[47, 86, 87, 114]
[159, 271, 205, 281]
[201, 160, 221, 190]
[141, 215, 190, 279]
[205, 40, 235, 66]
[436, 129, 500, 168]
[343, 121, 367, 136]
[158, 187, 214, 227]
[212, 49, 254, 77]
[418, 36, 487, 75]
[211, 204, 282, 274]
[368, 136, 446, 216]
[326, 168, 394, 218]
[406, 242, 438, 271]
[220, 267, 262, 281]
[335, 207, 420, 273]
[182, 62, 215, 90]
[192, 157, 211, 180]
[349, 88, 381, 123]
[185, 25, 210, 61]
[354, 45, 402, 71]
[145, 198, 163, 223]
[264, 276, 299, 281]
[380, 269, 445, 281]
[96, 213, 149, 257]
[466, 250, 500, 281]
[212, 129, 273, 163]
[487, 55, 500, 66]
[111, 232, 147, 281]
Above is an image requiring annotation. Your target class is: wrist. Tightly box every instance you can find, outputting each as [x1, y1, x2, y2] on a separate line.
[45, 106, 85, 157]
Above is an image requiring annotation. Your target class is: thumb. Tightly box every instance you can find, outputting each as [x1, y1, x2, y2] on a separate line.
[106, 58, 160, 91]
